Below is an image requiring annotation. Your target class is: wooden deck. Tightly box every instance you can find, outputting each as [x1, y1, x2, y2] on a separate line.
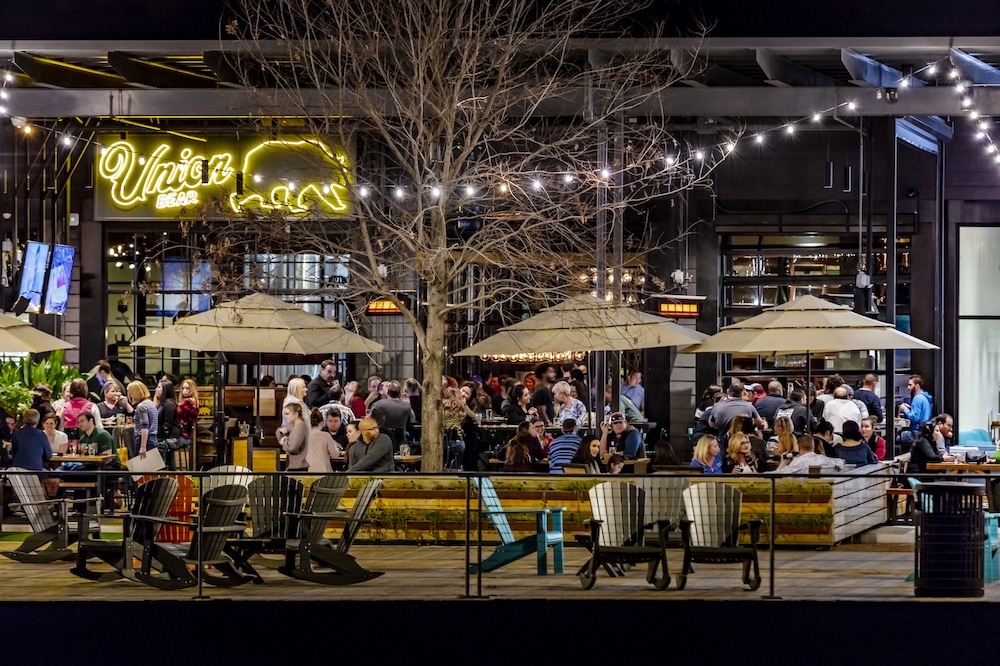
[0, 538, 994, 603]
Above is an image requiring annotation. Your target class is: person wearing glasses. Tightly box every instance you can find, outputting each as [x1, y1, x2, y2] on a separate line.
[346, 416, 395, 473]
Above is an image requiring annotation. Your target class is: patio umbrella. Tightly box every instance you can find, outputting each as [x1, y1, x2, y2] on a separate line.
[454, 293, 706, 356]
[131, 293, 384, 460]
[131, 292, 384, 355]
[0, 313, 75, 353]
[684, 295, 937, 356]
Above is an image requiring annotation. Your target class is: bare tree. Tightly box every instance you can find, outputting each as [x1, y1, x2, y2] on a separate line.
[206, 0, 736, 471]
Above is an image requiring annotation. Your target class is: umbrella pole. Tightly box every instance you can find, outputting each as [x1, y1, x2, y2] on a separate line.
[255, 352, 262, 460]
[215, 350, 226, 465]
[806, 352, 813, 435]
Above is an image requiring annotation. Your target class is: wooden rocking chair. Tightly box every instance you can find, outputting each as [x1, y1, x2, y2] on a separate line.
[678, 482, 762, 591]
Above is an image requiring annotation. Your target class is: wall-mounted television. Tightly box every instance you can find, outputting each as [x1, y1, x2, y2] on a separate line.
[43, 244, 75, 315]
[160, 258, 212, 316]
[17, 241, 50, 314]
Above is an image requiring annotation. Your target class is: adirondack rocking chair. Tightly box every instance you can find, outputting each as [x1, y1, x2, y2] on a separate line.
[1, 468, 101, 563]
[678, 482, 762, 591]
[577, 481, 671, 590]
[132, 483, 253, 590]
[468, 476, 565, 576]
[136, 473, 195, 542]
[225, 475, 305, 580]
[634, 476, 689, 548]
[279, 475, 383, 585]
[71, 476, 179, 582]
[201, 465, 253, 494]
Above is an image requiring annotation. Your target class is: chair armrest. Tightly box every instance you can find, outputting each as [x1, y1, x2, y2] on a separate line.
[285, 510, 349, 520]
[129, 515, 184, 526]
[196, 525, 247, 534]
[482, 508, 551, 516]
[11, 498, 67, 509]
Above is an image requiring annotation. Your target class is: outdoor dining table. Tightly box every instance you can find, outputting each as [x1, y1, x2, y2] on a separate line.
[47, 452, 116, 514]
[925, 461, 1000, 510]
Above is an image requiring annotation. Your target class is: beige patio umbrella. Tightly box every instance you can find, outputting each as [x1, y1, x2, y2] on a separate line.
[0, 313, 75, 353]
[684, 295, 937, 356]
[131, 292, 384, 355]
[454, 293, 706, 356]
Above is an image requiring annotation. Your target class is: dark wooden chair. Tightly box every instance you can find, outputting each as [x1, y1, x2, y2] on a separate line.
[225, 475, 306, 581]
[468, 476, 565, 576]
[577, 481, 671, 590]
[137, 473, 195, 542]
[1, 467, 101, 563]
[279, 475, 383, 585]
[131, 483, 253, 590]
[678, 482, 762, 591]
[71, 476, 179, 582]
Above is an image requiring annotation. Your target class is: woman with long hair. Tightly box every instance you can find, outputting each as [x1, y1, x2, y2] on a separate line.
[502, 384, 535, 424]
[343, 380, 367, 420]
[127, 380, 158, 459]
[306, 407, 342, 473]
[689, 435, 722, 474]
[155, 378, 180, 441]
[769, 416, 799, 462]
[59, 378, 100, 453]
[499, 421, 543, 473]
[277, 377, 309, 443]
[176, 379, 199, 447]
[723, 431, 759, 474]
[277, 401, 309, 472]
[443, 386, 477, 469]
[571, 435, 604, 474]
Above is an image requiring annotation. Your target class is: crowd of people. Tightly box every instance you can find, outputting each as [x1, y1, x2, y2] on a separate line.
[685, 372, 955, 476]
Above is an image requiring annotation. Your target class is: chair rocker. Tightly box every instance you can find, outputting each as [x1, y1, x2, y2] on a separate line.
[678, 482, 762, 591]
[577, 481, 671, 590]
[279, 475, 382, 585]
[71, 476, 179, 582]
[225, 475, 305, 581]
[133, 483, 252, 590]
[1, 468, 101, 564]
[468, 476, 565, 576]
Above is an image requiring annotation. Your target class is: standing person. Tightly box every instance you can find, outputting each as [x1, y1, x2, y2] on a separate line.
[404, 378, 422, 425]
[306, 359, 338, 409]
[897, 374, 933, 449]
[772, 389, 813, 437]
[620, 370, 645, 416]
[689, 435, 722, 474]
[860, 416, 886, 460]
[853, 374, 884, 424]
[343, 381, 368, 420]
[126, 381, 158, 460]
[11, 410, 51, 470]
[346, 417, 394, 473]
[530, 363, 557, 426]
[305, 408, 342, 473]
[155, 378, 180, 468]
[324, 385, 354, 423]
[278, 378, 308, 444]
[553, 381, 588, 426]
[442, 387, 474, 468]
[363, 375, 383, 411]
[370, 381, 414, 452]
[87, 361, 115, 403]
[811, 375, 844, 420]
[176, 379, 200, 449]
[30, 384, 55, 425]
[97, 380, 134, 421]
[821, 386, 862, 436]
[277, 402, 309, 472]
[709, 383, 766, 441]
[40, 411, 68, 455]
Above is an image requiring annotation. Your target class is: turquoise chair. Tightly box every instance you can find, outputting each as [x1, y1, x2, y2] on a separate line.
[985, 513, 1000, 583]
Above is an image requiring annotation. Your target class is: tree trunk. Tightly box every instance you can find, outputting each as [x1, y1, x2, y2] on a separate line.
[419, 284, 447, 472]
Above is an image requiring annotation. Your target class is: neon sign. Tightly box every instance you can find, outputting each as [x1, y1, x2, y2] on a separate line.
[95, 136, 352, 221]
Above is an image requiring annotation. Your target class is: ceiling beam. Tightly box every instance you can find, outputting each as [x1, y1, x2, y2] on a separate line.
[840, 48, 924, 88]
[756, 48, 840, 87]
[949, 47, 1000, 85]
[1, 85, 982, 119]
[12, 52, 137, 89]
[107, 52, 225, 88]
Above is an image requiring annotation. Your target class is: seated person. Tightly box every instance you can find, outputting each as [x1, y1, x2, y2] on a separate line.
[768, 435, 844, 474]
[908, 420, 945, 474]
[650, 438, 680, 472]
[599, 412, 644, 459]
[499, 423, 544, 473]
[606, 453, 625, 474]
[811, 419, 836, 455]
[570, 435, 604, 474]
[321, 409, 349, 449]
[10, 409, 51, 470]
[78, 412, 120, 467]
[831, 421, 878, 467]
[346, 417, 395, 473]
[723, 432, 759, 474]
[547, 418, 581, 474]
[689, 435, 722, 474]
[860, 416, 886, 461]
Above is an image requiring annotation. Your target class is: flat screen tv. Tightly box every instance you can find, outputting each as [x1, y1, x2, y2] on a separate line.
[161, 258, 212, 316]
[17, 241, 50, 314]
[43, 244, 75, 315]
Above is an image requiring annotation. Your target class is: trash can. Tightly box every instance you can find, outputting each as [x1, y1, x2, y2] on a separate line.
[914, 482, 984, 598]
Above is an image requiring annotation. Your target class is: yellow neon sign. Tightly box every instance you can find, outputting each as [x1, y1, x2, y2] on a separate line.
[97, 138, 351, 215]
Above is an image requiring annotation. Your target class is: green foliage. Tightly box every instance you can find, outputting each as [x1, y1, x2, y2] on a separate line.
[0, 383, 34, 417]
[0, 351, 85, 397]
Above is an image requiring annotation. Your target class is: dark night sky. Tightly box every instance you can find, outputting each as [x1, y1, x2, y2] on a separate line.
[1, 1, 999, 40]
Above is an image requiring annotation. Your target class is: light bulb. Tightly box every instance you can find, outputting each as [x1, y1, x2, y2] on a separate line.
[532, 179, 543, 190]
[981, 121, 990, 130]
[62, 136, 71, 146]
[665, 155, 675, 165]
[3, 73, 10, 82]
[971, 110, 980, 119]
[694, 150, 704, 160]
[322, 185, 330, 194]
[847, 101, 857, 110]
[563, 173, 573, 183]
[962, 97, 973, 108]
[464, 185, 475, 196]
[0, 106, 6, 115]
[498, 182, 508, 193]
[977, 131, 986, 139]
[950, 69, 960, 79]
[138, 156, 145, 164]
[22, 125, 30, 134]
[786, 125, 795, 134]
[359, 186, 369, 197]
[725, 142, 735, 153]
[957, 83, 966, 93]
[812, 113, 822, 122]
[900, 76, 911, 88]
[288, 181, 295, 191]
[394, 188, 404, 199]
[927, 64, 937, 75]
[600, 168, 610, 179]
[755, 134, 764, 144]
[0, 91, 6, 99]
[253, 174, 261, 183]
